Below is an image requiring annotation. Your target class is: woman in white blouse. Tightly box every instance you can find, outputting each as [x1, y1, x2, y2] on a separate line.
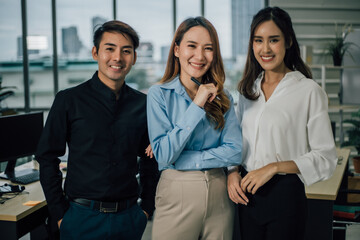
[227, 6, 337, 240]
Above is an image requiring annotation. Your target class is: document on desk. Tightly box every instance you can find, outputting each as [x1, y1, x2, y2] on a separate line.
[23, 201, 41, 206]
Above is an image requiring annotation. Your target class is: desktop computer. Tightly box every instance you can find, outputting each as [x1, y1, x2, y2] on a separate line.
[0, 112, 43, 184]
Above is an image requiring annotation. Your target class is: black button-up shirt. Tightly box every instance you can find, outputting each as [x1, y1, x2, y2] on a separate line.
[36, 72, 158, 221]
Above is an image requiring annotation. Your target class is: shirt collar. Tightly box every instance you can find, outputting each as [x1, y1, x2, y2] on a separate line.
[254, 70, 305, 91]
[159, 76, 190, 100]
[89, 71, 127, 101]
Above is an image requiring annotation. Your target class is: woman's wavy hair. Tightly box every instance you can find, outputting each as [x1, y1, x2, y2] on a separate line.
[238, 6, 312, 100]
[161, 16, 230, 130]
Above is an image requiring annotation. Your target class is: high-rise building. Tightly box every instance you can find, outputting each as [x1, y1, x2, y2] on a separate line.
[137, 42, 154, 62]
[92, 16, 107, 33]
[17, 36, 48, 58]
[62, 26, 83, 57]
[160, 45, 170, 63]
[231, 0, 263, 60]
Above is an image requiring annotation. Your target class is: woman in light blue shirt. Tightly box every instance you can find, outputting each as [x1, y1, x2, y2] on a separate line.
[147, 17, 242, 240]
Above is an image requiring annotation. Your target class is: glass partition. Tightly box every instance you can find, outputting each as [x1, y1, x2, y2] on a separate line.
[0, 0, 266, 112]
[117, 0, 172, 91]
[56, 0, 112, 91]
[205, 0, 239, 99]
[177, 0, 201, 24]
[28, 0, 54, 108]
[0, 0, 24, 112]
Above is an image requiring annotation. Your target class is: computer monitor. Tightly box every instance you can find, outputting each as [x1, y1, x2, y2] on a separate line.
[0, 112, 43, 181]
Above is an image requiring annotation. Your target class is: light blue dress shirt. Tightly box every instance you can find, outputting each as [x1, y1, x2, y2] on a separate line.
[147, 76, 242, 171]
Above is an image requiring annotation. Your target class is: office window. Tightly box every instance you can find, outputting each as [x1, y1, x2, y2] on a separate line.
[205, 0, 231, 59]
[205, 0, 238, 96]
[177, 0, 201, 25]
[117, 0, 172, 91]
[28, 0, 54, 108]
[0, 0, 267, 112]
[207, 0, 264, 101]
[57, 0, 112, 91]
[0, 0, 24, 111]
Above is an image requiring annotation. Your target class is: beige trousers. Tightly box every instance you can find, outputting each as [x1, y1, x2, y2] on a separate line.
[152, 168, 234, 240]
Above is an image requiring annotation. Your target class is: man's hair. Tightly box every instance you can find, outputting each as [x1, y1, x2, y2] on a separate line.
[93, 20, 139, 53]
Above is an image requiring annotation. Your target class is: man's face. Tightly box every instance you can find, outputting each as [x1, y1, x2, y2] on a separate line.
[92, 31, 137, 87]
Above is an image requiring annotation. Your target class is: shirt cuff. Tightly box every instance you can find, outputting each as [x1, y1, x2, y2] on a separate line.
[293, 156, 318, 186]
[140, 198, 155, 217]
[174, 150, 203, 170]
[227, 166, 239, 175]
[50, 199, 70, 222]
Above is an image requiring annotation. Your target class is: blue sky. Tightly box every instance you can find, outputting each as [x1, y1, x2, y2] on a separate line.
[0, 0, 232, 61]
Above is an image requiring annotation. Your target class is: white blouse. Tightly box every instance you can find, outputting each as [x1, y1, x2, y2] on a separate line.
[237, 71, 337, 186]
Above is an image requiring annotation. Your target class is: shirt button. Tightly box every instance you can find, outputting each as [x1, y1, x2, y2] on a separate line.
[186, 126, 191, 130]
[196, 163, 199, 168]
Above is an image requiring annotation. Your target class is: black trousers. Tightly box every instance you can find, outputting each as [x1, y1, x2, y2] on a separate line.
[59, 201, 147, 240]
[238, 171, 307, 240]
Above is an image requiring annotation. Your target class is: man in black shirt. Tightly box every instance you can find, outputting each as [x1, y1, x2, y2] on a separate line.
[36, 20, 158, 240]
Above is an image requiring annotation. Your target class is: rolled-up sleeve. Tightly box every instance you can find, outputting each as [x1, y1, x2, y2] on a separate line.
[294, 86, 337, 186]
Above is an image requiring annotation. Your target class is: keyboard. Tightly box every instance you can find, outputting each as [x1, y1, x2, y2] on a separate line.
[11, 169, 40, 185]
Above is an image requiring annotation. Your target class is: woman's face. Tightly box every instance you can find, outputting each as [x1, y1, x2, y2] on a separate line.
[252, 20, 288, 73]
[174, 26, 214, 81]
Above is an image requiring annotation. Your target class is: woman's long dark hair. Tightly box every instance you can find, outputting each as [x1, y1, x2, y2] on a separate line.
[161, 17, 230, 130]
[238, 6, 312, 100]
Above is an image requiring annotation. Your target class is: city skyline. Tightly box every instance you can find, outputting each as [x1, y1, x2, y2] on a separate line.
[13, 25, 166, 62]
[0, 0, 261, 62]
[232, 0, 264, 58]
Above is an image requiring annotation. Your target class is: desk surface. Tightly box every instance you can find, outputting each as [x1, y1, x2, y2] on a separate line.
[328, 105, 359, 110]
[0, 148, 351, 221]
[0, 163, 46, 222]
[305, 148, 351, 201]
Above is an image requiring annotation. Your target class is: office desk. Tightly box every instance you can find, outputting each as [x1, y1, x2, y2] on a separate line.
[304, 148, 351, 240]
[0, 166, 48, 240]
